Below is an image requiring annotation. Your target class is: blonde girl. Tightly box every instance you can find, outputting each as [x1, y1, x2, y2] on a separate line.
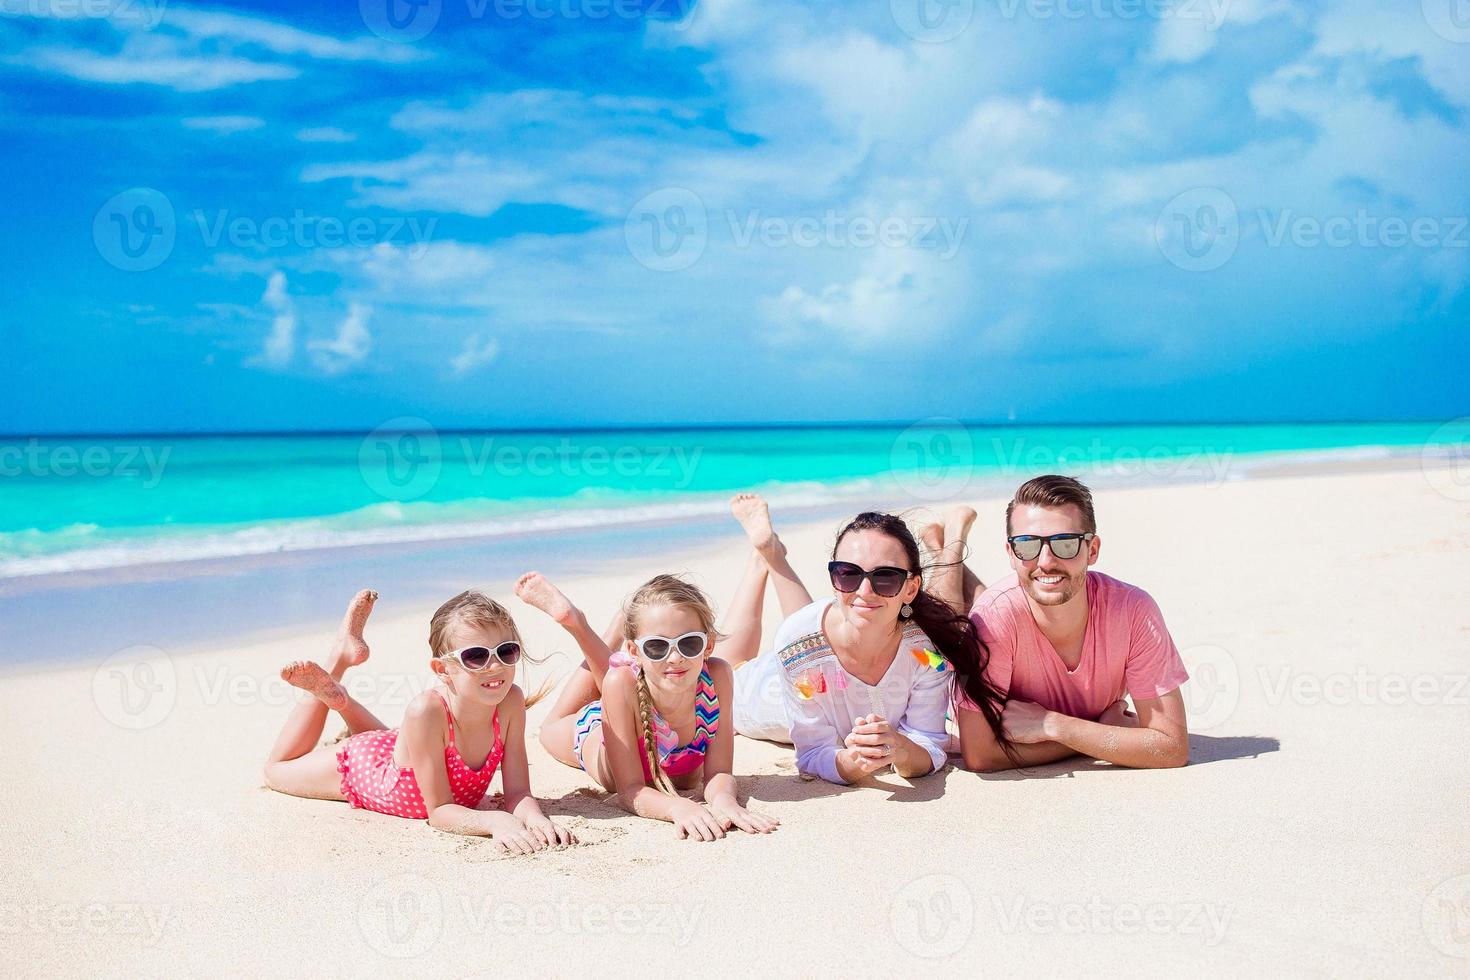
[515, 562, 779, 841]
[262, 589, 575, 854]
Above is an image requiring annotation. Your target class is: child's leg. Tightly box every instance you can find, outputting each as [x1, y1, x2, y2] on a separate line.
[535, 608, 623, 762]
[264, 590, 379, 766]
[262, 745, 347, 800]
[731, 493, 813, 618]
[923, 506, 979, 613]
[718, 551, 769, 667]
[515, 572, 618, 681]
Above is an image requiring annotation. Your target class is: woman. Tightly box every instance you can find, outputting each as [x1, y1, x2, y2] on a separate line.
[726, 498, 1012, 784]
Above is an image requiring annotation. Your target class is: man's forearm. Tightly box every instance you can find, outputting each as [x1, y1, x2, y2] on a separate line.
[1048, 714, 1188, 769]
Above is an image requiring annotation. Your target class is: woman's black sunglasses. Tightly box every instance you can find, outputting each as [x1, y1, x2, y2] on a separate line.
[1007, 532, 1095, 562]
[828, 560, 913, 598]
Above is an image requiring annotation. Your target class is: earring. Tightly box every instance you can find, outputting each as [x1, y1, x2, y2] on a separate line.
[900, 602, 913, 619]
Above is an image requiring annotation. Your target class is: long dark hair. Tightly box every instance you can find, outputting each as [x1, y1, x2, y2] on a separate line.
[832, 512, 1012, 760]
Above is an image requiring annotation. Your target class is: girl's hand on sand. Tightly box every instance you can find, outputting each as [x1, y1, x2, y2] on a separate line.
[527, 816, 577, 847]
[484, 811, 544, 856]
[1001, 700, 1053, 744]
[709, 801, 779, 835]
[671, 799, 726, 842]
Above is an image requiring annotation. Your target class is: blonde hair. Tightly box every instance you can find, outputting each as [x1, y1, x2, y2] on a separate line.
[429, 590, 551, 706]
[620, 574, 717, 796]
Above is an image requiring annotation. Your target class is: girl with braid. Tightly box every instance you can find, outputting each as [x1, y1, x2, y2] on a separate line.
[516, 566, 778, 841]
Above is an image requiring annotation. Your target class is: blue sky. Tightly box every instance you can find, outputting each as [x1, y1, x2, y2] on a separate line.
[2, 0, 1467, 433]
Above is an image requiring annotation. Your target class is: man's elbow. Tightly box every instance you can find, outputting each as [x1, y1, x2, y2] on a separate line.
[1142, 738, 1189, 769]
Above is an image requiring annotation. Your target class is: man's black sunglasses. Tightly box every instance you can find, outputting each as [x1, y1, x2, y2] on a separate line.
[1007, 532, 1095, 562]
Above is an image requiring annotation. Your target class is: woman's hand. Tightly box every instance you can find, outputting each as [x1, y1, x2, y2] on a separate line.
[482, 810, 545, 856]
[670, 798, 727, 842]
[707, 800, 780, 835]
[843, 714, 898, 771]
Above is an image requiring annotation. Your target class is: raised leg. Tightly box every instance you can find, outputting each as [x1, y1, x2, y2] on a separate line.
[264, 590, 377, 767]
[515, 572, 619, 681]
[925, 506, 979, 613]
[718, 551, 770, 667]
[731, 493, 812, 618]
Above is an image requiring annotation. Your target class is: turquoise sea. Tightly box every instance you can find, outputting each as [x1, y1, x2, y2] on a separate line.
[0, 421, 1458, 580]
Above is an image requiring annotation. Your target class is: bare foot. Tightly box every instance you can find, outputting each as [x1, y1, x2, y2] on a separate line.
[515, 572, 578, 626]
[918, 521, 944, 555]
[281, 660, 349, 711]
[942, 505, 977, 552]
[327, 589, 376, 677]
[730, 493, 782, 558]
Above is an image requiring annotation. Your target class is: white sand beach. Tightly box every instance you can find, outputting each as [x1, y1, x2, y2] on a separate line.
[3, 465, 1467, 977]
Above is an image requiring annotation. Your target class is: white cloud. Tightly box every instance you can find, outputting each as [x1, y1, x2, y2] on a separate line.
[182, 115, 265, 134]
[449, 334, 500, 376]
[307, 303, 372, 375]
[251, 270, 295, 368]
[295, 126, 356, 143]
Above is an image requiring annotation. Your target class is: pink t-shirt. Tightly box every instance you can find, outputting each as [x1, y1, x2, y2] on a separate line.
[958, 571, 1189, 721]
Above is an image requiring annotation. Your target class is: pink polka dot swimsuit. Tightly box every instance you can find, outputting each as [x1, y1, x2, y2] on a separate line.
[336, 691, 503, 819]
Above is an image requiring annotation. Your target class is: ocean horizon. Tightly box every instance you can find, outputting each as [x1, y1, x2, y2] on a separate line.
[1, 420, 1459, 581]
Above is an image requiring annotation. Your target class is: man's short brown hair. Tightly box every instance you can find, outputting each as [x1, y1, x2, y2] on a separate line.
[1006, 475, 1097, 535]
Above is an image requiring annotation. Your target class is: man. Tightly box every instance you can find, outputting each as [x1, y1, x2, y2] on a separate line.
[956, 475, 1191, 771]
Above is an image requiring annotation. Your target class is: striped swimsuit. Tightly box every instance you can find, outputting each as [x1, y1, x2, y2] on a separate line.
[573, 654, 719, 781]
